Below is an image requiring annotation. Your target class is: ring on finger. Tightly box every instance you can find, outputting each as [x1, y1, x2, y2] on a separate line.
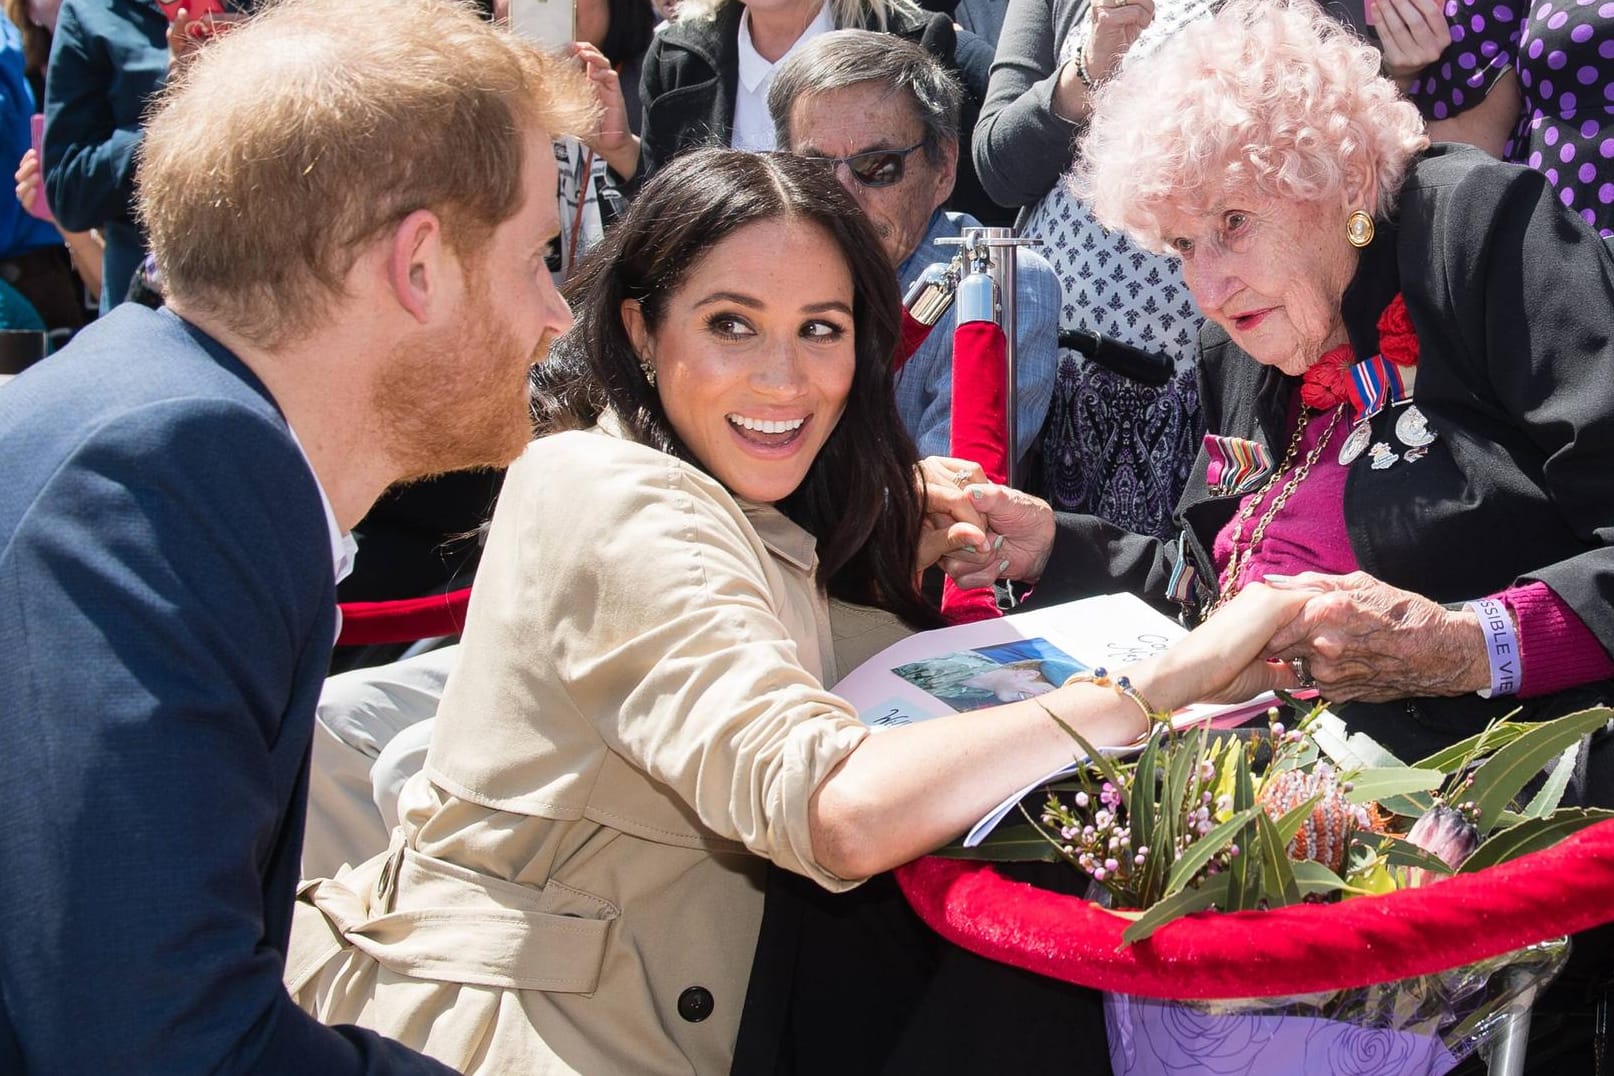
[1290, 656, 1316, 689]
[951, 469, 973, 489]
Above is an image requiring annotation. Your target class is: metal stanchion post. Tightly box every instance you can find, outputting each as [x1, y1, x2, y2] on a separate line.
[933, 228, 1042, 490]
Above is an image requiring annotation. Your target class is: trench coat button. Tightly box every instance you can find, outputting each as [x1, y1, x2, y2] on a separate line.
[677, 986, 714, 1022]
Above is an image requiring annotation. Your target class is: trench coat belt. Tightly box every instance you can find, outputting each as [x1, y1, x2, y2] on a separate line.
[286, 831, 615, 997]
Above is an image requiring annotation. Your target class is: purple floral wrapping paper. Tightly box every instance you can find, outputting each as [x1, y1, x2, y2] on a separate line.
[1105, 993, 1461, 1076]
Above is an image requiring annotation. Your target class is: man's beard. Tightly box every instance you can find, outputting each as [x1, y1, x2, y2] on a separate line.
[372, 296, 550, 485]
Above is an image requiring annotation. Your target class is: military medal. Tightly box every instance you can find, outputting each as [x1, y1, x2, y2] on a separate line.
[1394, 405, 1435, 448]
[1369, 442, 1396, 470]
[1338, 419, 1372, 466]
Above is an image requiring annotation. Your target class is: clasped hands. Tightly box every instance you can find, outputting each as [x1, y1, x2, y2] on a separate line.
[917, 458, 1490, 703]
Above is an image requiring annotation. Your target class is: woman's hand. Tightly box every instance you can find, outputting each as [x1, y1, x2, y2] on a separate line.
[1133, 582, 1315, 711]
[1261, 571, 1490, 702]
[1372, 0, 1452, 88]
[1052, 0, 1155, 120]
[915, 455, 989, 571]
[916, 456, 1056, 585]
[569, 42, 640, 176]
[15, 148, 49, 223]
[1087, 0, 1155, 81]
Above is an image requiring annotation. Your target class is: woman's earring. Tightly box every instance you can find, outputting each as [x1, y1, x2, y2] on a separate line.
[1345, 210, 1375, 249]
[640, 359, 657, 388]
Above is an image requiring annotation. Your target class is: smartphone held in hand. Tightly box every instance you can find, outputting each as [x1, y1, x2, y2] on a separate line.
[27, 115, 50, 222]
[507, 0, 577, 46]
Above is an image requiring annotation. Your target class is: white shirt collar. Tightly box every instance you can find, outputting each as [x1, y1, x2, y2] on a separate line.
[736, 2, 833, 94]
[284, 425, 359, 585]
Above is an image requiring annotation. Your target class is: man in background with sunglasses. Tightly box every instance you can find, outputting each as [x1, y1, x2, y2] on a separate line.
[770, 30, 1058, 469]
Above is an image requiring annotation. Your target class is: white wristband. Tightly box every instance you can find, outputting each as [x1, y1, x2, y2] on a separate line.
[1466, 597, 1519, 699]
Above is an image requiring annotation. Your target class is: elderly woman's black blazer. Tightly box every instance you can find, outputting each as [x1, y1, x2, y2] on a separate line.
[1028, 144, 1614, 786]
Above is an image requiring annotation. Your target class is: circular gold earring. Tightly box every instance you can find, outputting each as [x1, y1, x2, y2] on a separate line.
[640, 359, 657, 388]
[1345, 210, 1374, 249]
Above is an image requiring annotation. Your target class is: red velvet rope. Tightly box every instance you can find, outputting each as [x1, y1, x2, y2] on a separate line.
[895, 310, 933, 373]
[335, 587, 471, 647]
[940, 320, 1009, 625]
[895, 818, 1614, 999]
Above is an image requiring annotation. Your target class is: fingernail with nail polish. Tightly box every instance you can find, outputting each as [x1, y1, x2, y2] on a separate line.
[992, 534, 1005, 552]
[998, 558, 1010, 573]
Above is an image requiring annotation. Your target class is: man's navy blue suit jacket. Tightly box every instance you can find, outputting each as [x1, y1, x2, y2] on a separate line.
[0, 305, 450, 1072]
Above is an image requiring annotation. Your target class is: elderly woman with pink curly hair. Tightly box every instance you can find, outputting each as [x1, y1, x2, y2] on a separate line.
[934, 0, 1614, 795]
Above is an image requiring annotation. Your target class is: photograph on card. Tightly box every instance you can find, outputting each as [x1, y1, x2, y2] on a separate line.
[891, 637, 1087, 713]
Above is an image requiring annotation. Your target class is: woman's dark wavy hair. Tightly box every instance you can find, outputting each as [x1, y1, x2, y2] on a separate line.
[536, 148, 941, 629]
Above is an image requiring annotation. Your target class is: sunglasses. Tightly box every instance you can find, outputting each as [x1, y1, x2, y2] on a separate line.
[804, 139, 929, 189]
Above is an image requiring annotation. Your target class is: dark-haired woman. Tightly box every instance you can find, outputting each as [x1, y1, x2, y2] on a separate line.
[287, 148, 1303, 1075]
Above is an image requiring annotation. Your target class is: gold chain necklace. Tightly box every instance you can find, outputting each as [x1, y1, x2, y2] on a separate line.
[1210, 405, 1345, 611]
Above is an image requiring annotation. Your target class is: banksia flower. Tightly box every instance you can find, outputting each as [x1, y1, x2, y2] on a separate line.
[1257, 763, 1373, 872]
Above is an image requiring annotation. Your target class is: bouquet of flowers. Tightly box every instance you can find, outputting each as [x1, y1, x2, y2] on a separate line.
[946, 697, 1614, 1075]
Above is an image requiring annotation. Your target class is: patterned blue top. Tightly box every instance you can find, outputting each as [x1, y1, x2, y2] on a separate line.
[895, 208, 1060, 464]
[1410, 0, 1614, 236]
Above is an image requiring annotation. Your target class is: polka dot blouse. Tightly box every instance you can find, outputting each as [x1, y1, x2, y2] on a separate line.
[1409, 0, 1614, 236]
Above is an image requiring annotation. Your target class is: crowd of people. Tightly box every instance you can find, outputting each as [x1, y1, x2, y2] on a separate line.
[1, 0, 1612, 1071]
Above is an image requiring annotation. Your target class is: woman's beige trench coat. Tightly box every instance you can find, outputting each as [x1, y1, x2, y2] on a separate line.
[287, 421, 908, 1074]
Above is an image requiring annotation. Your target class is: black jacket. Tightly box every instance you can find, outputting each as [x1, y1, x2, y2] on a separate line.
[1030, 145, 1614, 773]
[637, 1, 1010, 224]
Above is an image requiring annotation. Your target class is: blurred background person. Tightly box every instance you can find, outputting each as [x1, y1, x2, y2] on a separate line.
[1402, 0, 1614, 238]
[770, 30, 1058, 464]
[972, 0, 1216, 538]
[635, 0, 1008, 223]
[0, 12, 75, 336]
[41, 0, 165, 312]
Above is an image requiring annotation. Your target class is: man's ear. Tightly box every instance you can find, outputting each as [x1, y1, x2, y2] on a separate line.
[931, 136, 959, 211]
[386, 208, 449, 325]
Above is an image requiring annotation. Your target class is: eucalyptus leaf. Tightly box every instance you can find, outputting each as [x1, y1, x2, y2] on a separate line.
[1164, 807, 1262, 894]
[935, 821, 1062, 862]
[1343, 730, 1405, 769]
[1121, 874, 1231, 947]
[1466, 709, 1613, 835]
[1379, 834, 1455, 876]
[1413, 720, 1528, 775]
[1128, 728, 1162, 867]
[1256, 809, 1301, 906]
[1523, 742, 1582, 820]
[1053, 718, 1128, 791]
[1342, 767, 1446, 805]
[1289, 858, 1348, 896]
[1375, 791, 1436, 819]
[1458, 808, 1614, 874]
[1228, 746, 1262, 911]
[1309, 712, 1364, 770]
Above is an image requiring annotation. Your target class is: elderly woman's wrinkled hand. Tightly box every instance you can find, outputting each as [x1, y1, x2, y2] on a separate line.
[1261, 571, 1490, 702]
[1372, 0, 1452, 87]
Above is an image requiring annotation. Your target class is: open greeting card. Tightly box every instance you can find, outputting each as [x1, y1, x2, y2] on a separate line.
[830, 593, 1277, 845]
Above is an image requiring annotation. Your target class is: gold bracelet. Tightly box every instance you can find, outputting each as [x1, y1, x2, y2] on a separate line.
[1062, 667, 1172, 730]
